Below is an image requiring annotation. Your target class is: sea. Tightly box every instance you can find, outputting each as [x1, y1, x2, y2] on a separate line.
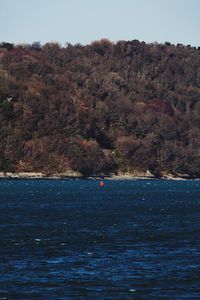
[0, 179, 199, 300]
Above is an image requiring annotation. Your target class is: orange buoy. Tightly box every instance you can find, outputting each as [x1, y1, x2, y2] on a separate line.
[99, 181, 104, 187]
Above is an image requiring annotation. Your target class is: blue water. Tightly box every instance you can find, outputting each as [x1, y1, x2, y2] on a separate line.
[0, 179, 199, 299]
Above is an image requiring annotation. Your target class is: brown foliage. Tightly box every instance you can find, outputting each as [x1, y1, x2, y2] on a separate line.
[0, 40, 200, 177]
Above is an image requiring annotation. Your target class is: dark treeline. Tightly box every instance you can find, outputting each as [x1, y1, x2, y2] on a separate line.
[0, 39, 200, 177]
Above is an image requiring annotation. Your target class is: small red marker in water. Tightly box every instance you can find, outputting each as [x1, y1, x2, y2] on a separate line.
[99, 181, 104, 187]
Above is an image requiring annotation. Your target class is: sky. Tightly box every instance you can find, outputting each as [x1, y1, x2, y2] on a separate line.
[0, 0, 200, 47]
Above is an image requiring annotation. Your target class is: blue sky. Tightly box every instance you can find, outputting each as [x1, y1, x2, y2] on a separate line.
[1, 0, 199, 46]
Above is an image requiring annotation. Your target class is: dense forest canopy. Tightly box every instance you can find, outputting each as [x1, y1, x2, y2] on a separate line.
[0, 39, 200, 177]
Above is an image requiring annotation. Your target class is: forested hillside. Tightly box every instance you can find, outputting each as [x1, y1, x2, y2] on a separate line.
[0, 40, 200, 177]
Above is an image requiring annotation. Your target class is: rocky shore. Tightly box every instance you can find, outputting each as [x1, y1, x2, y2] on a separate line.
[0, 171, 195, 180]
[0, 171, 82, 179]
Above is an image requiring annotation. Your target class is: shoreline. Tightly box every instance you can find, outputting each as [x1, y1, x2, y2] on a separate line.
[0, 172, 197, 180]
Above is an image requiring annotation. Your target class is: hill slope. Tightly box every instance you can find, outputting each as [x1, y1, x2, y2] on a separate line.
[0, 40, 200, 177]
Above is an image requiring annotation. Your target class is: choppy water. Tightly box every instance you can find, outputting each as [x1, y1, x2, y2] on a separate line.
[0, 179, 200, 299]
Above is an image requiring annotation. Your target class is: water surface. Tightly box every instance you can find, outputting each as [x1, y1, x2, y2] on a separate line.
[0, 179, 199, 299]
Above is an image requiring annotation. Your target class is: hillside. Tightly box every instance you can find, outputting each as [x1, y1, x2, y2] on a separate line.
[0, 40, 200, 178]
